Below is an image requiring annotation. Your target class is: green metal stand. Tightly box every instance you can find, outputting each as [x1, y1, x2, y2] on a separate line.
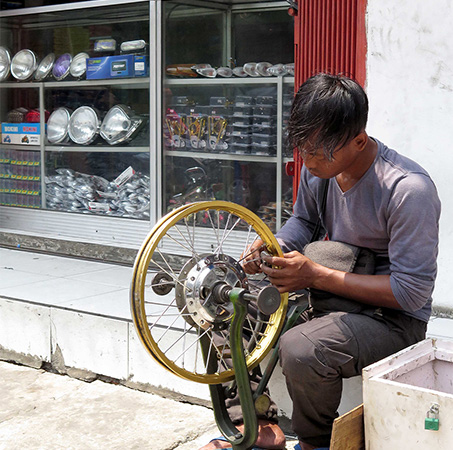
[206, 289, 308, 450]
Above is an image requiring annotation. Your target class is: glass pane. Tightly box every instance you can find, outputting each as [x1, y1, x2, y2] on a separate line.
[232, 9, 294, 66]
[0, 1, 150, 218]
[45, 150, 149, 218]
[164, 1, 225, 68]
[164, 155, 277, 227]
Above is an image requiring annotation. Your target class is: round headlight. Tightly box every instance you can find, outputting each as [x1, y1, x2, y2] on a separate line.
[35, 53, 55, 81]
[100, 104, 143, 145]
[68, 106, 100, 145]
[69, 52, 89, 79]
[11, 49, 37, 81]
[52, 53, 72, 80]
[0, 47, 11, 81]
[47, 107, 72, 144]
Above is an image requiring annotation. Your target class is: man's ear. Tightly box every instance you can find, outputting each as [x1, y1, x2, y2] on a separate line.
[353, 131, 368, 152]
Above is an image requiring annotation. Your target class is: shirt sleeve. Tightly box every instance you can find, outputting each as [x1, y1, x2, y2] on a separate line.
[276, 169, 325, 253]
[387, 173, 441, 312]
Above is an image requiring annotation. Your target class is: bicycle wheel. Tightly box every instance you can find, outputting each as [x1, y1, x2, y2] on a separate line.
[131, 201, 288, 384]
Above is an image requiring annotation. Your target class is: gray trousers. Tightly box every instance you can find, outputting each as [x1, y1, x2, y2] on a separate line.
[278, 308, 427, 447]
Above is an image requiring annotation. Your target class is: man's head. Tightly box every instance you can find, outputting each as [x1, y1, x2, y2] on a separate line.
[287, 73, 368, 161]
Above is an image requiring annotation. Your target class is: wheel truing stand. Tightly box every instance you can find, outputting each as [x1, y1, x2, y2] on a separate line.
[130, 201, 306, 450]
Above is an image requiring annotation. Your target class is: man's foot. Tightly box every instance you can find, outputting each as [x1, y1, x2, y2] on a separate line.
[198, 420, 286, 449]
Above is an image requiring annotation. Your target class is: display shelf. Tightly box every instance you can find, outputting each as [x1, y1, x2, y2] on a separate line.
[165, 149, 278, 163]
[165, 76, 294, 86]
[0, 144, 40, 151]
[0, 78, 150, 89]
[44, 145, 149, 153]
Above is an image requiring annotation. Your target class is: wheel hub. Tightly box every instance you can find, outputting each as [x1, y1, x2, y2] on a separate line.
[175, 253, 248, 330]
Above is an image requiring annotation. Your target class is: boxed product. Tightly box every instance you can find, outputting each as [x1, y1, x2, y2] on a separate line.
[87, 54, 149, 80]
[1, 123, 43, 145]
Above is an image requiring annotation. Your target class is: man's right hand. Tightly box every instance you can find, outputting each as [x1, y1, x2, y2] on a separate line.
[241, 239, 265, 274]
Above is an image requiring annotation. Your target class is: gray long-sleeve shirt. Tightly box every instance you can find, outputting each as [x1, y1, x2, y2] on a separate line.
[276, 139, 441, 322]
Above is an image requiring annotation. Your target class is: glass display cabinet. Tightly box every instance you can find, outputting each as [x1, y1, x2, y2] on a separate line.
[0, 0, 294, 249]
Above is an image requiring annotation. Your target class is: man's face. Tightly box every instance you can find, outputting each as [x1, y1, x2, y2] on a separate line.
[299, 136, 362, 179]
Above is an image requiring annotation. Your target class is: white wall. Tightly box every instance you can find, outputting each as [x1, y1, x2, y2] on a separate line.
[366, 0, 453, 311]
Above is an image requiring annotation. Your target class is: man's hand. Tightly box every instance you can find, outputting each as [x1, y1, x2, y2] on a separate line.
[260, 251, 319, 293]
[241, 239, 266, 274]
[261, 250, 401, 309]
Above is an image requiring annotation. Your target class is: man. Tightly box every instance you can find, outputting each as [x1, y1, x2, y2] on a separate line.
[202, 73, 440, 450]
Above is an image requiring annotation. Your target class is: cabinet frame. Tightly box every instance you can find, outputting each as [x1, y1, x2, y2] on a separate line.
[0, 0, 293, 249]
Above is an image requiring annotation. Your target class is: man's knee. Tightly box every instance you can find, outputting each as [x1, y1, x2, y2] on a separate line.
[279, 327, 319, 377]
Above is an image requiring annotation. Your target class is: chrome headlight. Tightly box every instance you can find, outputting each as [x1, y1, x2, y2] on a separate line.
[69, 52, 89, 79]
[35, 53, 55, 81]
[11, 49, 37, 81]
[100, 104, 143, 145]
[217, 67, 233, 78]
[120, 39, 146, 53]
[243, 62, 260, 77]
[256, 62, 272, 77]
[232, 66, 247, 77]
[53, 53, 72, 80]
[47, 107, 72, 144]
[68, 106, 100, 145]
[268, 63, 289, 77]
[284, 63, 295, 76]
[0, 47, 11, 81]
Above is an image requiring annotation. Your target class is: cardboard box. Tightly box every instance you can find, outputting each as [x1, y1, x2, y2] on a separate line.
[87, 54, 149, 80]
[1, 123, 43, 145]
[133, 55, 149, 77]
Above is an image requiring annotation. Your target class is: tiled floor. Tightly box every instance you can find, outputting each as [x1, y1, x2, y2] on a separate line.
[0, 247, 134, 320]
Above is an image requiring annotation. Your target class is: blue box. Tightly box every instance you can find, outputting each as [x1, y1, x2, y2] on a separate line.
[87, 55, 135, 80]
[134, 55, 149, 77]
[1, 123, 43, 145]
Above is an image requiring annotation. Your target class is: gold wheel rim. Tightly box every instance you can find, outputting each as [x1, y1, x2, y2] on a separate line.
[131, 201, 288, 384]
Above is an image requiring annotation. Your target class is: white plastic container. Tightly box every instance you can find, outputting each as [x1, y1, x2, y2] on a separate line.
[363, 338, 453, 449]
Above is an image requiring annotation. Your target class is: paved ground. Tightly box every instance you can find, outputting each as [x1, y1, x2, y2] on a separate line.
[0, 361, 298, 450]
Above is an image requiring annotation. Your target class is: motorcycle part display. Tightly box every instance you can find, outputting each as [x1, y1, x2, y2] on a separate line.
[52, 53, 72, 80]
[68, 106, 100, 145]
[47, 107, 72, 144]
[0, 47, 11, 81]
[11, 49, 37, 81]
[34, 53, 55, 81]
[100, 104, 143, 145]
[69, 52, 89, 78]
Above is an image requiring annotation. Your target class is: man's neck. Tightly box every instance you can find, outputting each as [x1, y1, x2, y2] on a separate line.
[336, 137, 378, 192]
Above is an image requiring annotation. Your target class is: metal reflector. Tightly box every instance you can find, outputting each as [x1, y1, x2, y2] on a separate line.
[11, 49, 37, 81]
[100, 104, 143, 145]
[0, 47, 11, 81]
[68, 106, 100, 145]
[35, 53, 55, 81]
[47, 107, 72, 144]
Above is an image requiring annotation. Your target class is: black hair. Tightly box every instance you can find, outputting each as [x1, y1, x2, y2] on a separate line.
[287, 73, 369, 160]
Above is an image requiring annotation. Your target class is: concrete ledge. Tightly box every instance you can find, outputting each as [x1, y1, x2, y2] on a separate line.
[1, 294, 452, 422]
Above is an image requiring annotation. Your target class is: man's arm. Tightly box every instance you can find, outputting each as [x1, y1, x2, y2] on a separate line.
[261, 251, 401, 309]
